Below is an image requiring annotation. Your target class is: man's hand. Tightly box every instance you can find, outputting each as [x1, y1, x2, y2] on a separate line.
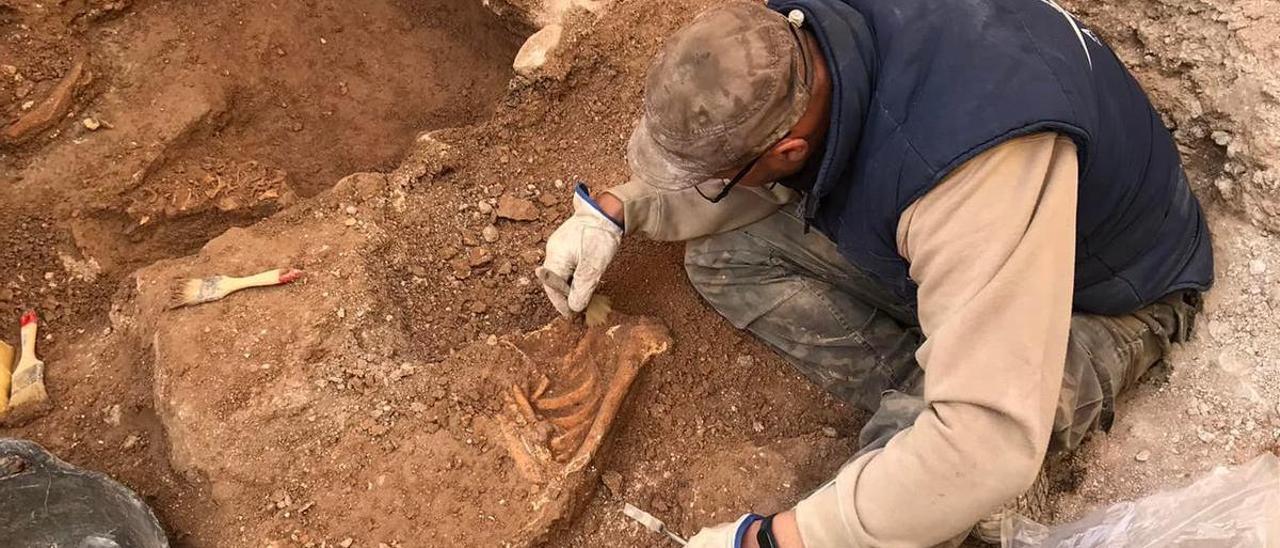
[537, 184, 624, 317]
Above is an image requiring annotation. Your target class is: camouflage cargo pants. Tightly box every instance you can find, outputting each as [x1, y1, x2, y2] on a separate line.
[685, 207, 1201, 455]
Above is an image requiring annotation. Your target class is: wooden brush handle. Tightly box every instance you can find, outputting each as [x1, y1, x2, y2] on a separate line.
[227, 269, 303, 291]
[19, 310, 37, 360]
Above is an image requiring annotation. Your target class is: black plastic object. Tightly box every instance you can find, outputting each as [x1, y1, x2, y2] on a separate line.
[0, 439, 169, 548]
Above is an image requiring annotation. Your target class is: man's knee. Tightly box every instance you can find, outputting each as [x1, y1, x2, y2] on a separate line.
[684, 230, 765, 289]
[1050, 299, 1193, 453]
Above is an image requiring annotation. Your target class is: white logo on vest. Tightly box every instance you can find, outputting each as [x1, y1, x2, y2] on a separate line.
[1036, 0, 1102, 69]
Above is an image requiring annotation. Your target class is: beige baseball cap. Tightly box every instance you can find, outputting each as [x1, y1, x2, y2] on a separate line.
[628, 1, 811, 191]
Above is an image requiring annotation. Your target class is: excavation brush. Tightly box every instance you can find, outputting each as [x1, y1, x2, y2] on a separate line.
[169, 268, 304, 309]
[4, 311, 50, 425]
[622, 503, 687, 545]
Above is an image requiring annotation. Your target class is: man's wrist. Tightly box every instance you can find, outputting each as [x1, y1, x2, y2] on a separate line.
[741, 510, 804, 548]
[595, 191, 625, 226]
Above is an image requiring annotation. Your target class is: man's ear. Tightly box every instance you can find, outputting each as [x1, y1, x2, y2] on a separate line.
[773, 137, 810, 164]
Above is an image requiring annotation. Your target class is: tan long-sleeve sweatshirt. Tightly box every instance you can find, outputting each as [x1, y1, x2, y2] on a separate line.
[607, 132, 1078, 546]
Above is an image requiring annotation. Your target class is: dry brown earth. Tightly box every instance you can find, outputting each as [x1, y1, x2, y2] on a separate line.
[1, 0, 1277, 546]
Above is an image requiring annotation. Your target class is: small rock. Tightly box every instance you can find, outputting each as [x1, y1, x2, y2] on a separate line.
[477, 201, 494, 215]
[1197, 430, 1216, 443]
[408, 265, 427, 277]
[513, 24, 563, 76]
[470, 301, 488, 314]
[450, 259, 471, 279]
[553, 179, 565, 189]
[1216, 348, 1252, 376]
[601, 471, 624, 497]
[121, 434, 141, 450]
[20, 100, 34, 111]
[345, 205, 358, 215]
[0, 64, 15, 76]
[496, 260, 513, 276]
[752, 420, 764, 433]
[481, 225, 499, 243]
[821, 426, 838, 438]
[343, 218, 357, 227]
[735, 355, 755, 368]
[1211, 131, 1232, 146]
[496, 195, 539, 221]
[537, 192, 560, 207]
[339, 539, 354, 548]
[104, 404, 122, 426]
[1249, 259, 1266, 275]
[1215, 177, 1235, 198]
[518, 250, 543, 265]
[82, 117, 101, 130]
[467, 247, 493, 267]
[1134, 450, 1151, 462]
[1205, 319, 1229, 343]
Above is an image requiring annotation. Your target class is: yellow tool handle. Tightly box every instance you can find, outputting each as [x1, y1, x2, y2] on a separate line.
[0, 341, 13, 412]
[225, 268, 303, 292]
[228, 269, 284, 290]
[19, 311, 37, 362]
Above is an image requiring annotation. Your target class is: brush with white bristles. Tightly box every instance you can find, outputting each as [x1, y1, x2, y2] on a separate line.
[622, 503, 687, 545]
[169, 268, 304, 309]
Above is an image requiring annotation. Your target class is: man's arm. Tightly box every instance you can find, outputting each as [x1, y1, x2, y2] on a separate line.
[601, 179, 795, 241]
[780, 133, 1078, 547]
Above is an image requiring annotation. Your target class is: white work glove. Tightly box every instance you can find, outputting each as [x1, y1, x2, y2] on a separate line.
[536, 184, 623, 318]
[686, 514, 761, 548]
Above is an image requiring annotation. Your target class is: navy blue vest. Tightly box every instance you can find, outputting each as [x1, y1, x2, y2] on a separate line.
[767, 0, 1213, 315]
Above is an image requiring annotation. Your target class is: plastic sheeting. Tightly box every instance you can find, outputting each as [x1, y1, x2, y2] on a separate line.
[1005, 453, 1280, 547]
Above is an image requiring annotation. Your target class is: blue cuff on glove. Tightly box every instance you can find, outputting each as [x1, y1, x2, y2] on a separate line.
[575, 182, 624, 230]
[734, 514, 764, 548]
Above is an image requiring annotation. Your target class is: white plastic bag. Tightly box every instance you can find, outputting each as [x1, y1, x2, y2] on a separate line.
[1004, 453, 1280, 547]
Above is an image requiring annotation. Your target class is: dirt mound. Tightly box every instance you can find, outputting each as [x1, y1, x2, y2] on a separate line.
[118, 182, 671, 545]
[0, 0, 521, 350]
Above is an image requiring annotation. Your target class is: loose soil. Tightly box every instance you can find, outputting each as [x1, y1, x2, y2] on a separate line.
[1, 0, 1278, 546]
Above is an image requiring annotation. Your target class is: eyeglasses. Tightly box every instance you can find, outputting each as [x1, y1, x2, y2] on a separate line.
[695, 21, 813, 204]
[694, 136, 783, 203]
